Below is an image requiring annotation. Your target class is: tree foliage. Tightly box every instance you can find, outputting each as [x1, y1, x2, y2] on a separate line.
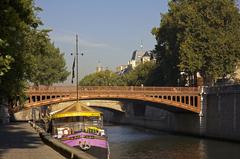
[79, 70, 125, 86]
[152, 0, 240, 85]
[0, 0, 69, 103]
[80, 62, 156, 86]
[123, 62, 156, 86]
[0, 55, 14, 77]
[26, 30, 69, 86]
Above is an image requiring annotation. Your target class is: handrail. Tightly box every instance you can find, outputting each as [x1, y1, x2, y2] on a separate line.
[27, 86, 201, 93]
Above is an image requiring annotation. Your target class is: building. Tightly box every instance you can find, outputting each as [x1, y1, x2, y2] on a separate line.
[96, 66, 104, 72]
[141, 51, 151, 63]
[116, 65, 128, 73]
[116, 49, 155, 75]
[128, 50, 153, 69]
[96, 61, 104, 72]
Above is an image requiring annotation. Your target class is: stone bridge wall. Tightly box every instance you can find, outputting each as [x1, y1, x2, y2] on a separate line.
[204, 85, 240, 141]
[102, 85, 240, 141]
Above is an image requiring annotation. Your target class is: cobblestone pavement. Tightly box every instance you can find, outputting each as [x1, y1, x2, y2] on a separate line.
[0, 122, 66, 159]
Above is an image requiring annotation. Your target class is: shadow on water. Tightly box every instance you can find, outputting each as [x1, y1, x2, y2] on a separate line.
[106, 125, 240, 159]
[0, 122, 43, 158]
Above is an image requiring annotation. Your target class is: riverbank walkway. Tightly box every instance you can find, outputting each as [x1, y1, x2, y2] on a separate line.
[0, 122, 65, 159]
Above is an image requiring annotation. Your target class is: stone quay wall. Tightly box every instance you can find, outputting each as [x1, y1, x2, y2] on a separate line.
[102, 85, 240, 142]
[204, 85, 240, 141]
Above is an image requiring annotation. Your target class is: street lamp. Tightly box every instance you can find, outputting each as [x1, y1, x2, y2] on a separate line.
[71, 34, 84, 102]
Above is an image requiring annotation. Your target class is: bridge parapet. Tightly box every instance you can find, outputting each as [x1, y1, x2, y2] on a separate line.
[24, 86, 202, 113]
[27, 86, 200, 92]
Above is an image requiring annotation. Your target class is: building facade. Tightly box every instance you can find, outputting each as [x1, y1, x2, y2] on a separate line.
[116, 49, 155, 75]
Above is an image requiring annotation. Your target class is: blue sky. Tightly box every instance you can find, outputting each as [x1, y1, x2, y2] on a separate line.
[35, 0, 169, 84]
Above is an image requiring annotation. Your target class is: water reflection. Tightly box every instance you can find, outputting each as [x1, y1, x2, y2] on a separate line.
[105, 125, 240, 159]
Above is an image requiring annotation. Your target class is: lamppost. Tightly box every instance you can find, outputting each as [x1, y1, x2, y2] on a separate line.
[71, 34, 83, 102]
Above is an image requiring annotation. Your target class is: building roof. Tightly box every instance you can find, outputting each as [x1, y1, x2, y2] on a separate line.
[142, 51, 151, 57]
[131, 50, 145, 61]
[51, 102, 102, 119]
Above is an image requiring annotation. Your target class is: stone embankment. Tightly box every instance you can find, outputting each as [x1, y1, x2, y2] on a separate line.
[101, 85, 240, 142]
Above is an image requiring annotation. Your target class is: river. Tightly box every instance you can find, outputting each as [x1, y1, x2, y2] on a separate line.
[105, 125, 240, 159]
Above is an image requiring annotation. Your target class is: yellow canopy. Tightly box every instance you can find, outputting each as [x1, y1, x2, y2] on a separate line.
[51, 102, 102, 119]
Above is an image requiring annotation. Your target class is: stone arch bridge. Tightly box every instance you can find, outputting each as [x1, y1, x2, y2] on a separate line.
[21, 86, 202, 114]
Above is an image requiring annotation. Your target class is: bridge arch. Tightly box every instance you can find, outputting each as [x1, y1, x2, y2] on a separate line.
[20, 86, 202, 114]
[47, 100, 126, 113]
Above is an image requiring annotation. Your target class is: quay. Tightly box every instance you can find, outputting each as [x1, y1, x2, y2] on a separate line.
[0, 122, 65, 159]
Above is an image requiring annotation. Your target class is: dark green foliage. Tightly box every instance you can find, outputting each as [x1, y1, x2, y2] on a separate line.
[80, 62, 156, 86]
[0, 0, 38, 100]
[123, 62, 157, 86]
[0, 55, 14, 77]
[152, 0, 240, 85]
[79, 70, 125, 86]
[26, 30, 70, 86]
[0, 0, 69, 103]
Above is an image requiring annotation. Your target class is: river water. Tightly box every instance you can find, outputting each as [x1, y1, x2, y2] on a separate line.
[105, 125, 240, 159]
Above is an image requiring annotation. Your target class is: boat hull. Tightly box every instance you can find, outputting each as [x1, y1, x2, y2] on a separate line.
[60, 132, 109, 159]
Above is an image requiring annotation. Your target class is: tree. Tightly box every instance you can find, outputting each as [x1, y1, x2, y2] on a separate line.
[0, 0, 69, 107]
[80, 62, 157, 87]
[123, 62, 156, 86]
[79, 70, 125, 86]
[0, 39, 14, 77]
[80, 62, 157, 86]
[152, 0, 240, 85]
[26, 30, 69, 86]
[0, 0, 41, 101]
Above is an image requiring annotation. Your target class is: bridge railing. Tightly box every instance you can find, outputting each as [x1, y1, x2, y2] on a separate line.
[27, 86, 201, 93]
[22, 85, 202, 113]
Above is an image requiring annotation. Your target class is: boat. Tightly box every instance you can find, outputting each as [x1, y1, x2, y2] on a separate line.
[47, 34, 109, 159]
[48, 102, 110, 159]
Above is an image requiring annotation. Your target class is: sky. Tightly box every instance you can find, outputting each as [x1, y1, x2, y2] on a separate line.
[35, 0, 169, 84]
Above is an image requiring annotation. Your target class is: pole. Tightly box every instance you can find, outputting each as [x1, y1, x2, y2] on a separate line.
[76, 34, 79, 102]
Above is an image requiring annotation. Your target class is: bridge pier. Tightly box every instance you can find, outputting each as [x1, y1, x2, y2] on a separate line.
[203, 86, 240, 141]
[105, 100, 208, 137]
[113, 102, 173, 131]
[103, 86, 240, 142]
[132, 102, 146, 116]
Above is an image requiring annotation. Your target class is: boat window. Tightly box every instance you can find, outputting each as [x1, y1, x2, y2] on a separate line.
[53, 116, 85, 123]
[84, 116, 99, 121]
[72, 116, 77, 122]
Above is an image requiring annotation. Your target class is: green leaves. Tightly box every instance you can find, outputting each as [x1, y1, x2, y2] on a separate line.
[153, 0, 240, 85]
[0, 39, 14, 77]
[0, 55, 14, 77]
[79, 70, 125, 86]
[79, 62, 156, 86]
[0, 0, 69, 103]
[26, 31, 70, 86]
[123, 62, 156, 86]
